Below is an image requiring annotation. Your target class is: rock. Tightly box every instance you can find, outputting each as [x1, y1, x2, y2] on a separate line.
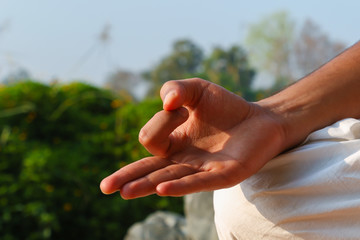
[125, 192, 218, 240]
[184, 191, 218, 240]
[124, 211, 188, 240]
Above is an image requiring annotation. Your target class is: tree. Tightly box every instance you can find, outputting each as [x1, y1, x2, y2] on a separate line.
[202, 45, 256, 99]
[245, 11, 295, 88]
[294, 19, 346, 77]
[145, 39, 204, 95]
[2, 68, 31, 84]
[145, 39, 257, 99]
[245, 12, 348, 91]
[104, 69, 149, 100]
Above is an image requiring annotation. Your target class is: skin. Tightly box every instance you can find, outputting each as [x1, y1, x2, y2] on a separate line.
[100, 41, 360, 199]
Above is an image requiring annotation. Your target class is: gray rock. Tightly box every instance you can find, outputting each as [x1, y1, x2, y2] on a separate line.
[125, 192, 218, 240]
[184, 191, 218, 240]
[124, 211, 188, 240]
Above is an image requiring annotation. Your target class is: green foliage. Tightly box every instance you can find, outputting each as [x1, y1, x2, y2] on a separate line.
[145, 39, 259, 101]
[0, 81, 183, 239]
[146, 39, 204, 95]
[202, 45, 256, 100]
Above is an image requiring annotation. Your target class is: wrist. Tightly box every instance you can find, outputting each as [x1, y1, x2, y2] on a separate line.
[255, 42, 360, 150]
[256, 91, 320, 149]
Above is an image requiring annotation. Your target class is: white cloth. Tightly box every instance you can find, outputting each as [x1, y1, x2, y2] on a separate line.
[214, 118, 360, 240]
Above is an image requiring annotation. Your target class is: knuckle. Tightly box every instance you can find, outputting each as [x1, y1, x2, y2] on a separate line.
[190, 77, 204, 82]
[161, 80, 184, 94]
[161, 80, 178, 92]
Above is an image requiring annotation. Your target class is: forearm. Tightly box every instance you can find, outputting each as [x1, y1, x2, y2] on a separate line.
[258, 41, 360, 147]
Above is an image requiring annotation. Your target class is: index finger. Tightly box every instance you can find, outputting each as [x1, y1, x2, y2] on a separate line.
[160, 78, 210, 111]
[139, 107, 188, 156]
[100, 157, 172, 195]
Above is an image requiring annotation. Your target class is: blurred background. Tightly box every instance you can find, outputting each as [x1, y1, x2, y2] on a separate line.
[0, 0, 359, 239]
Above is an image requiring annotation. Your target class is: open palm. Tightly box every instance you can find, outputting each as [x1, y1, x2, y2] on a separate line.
[100, 78, 286, 199]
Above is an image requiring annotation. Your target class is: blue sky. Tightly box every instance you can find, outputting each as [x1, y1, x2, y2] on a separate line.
[1, 0, 359, 87]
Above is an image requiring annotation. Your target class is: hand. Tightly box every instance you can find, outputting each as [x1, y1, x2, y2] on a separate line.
[100, 78, 287, 199]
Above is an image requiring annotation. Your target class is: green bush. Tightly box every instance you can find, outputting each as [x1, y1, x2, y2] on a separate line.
[0, 81, 183, 239]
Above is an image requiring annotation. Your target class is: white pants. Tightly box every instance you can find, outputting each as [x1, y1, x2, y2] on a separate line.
[214, 118, 360, 240]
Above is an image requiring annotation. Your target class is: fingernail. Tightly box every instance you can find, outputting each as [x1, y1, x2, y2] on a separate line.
[163, 91, 176, 109]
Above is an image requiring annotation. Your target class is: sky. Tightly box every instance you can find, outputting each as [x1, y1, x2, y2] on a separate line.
[0, 0, 359, 88]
